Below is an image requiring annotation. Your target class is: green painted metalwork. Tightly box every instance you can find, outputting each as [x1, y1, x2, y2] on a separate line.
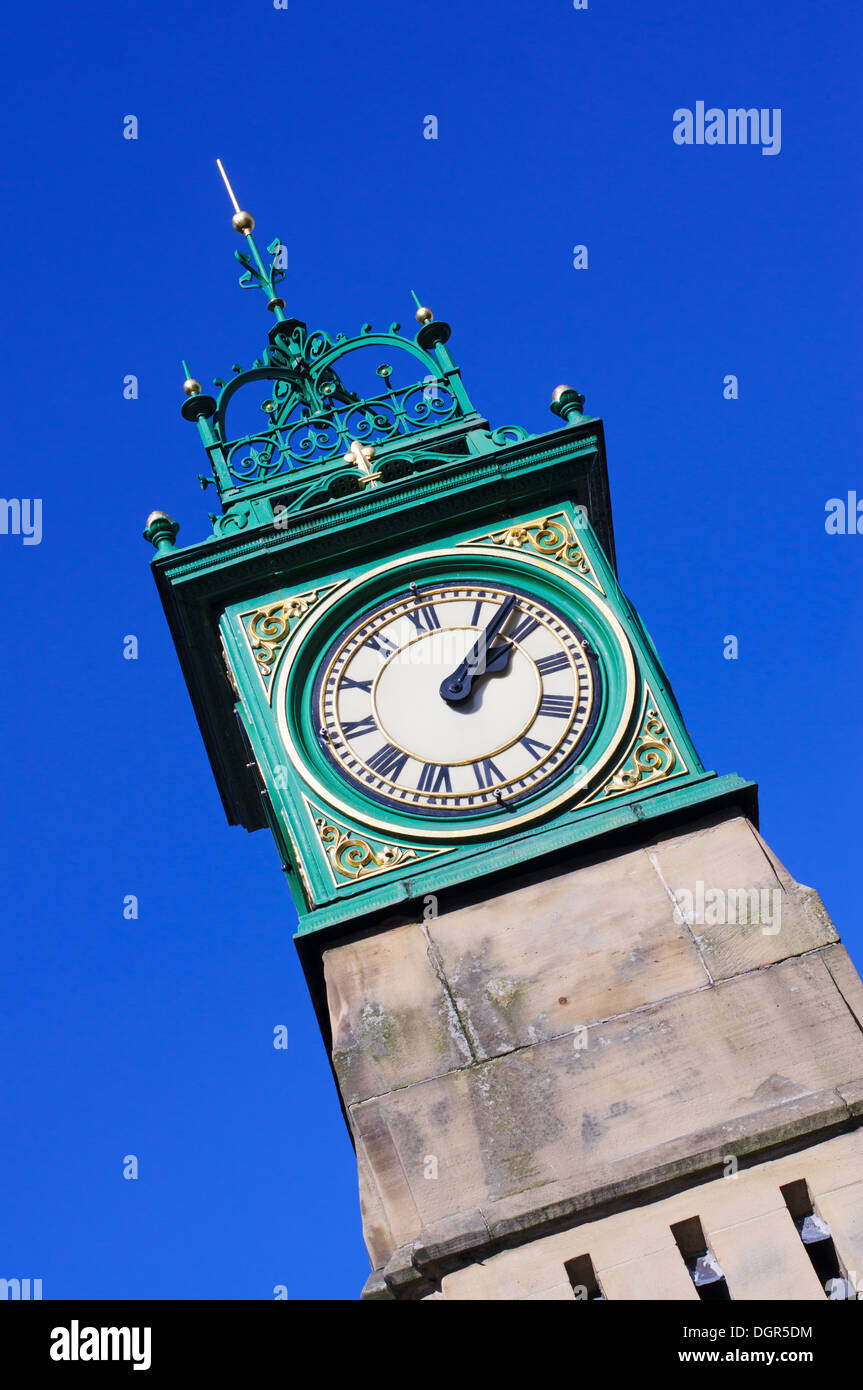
[180, 289, 489, 538]
[146, 206, 756, 939]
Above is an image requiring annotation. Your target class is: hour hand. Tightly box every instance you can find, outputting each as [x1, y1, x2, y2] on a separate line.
[481, 640, 513, 677]
[439, 638, 513, 704]
[440, 593, 517, 704]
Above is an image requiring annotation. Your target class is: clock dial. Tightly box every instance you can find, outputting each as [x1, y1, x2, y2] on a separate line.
[314, 582, 599, 816]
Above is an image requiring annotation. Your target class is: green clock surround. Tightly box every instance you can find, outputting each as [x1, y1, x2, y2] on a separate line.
[267, 537, 639, 842]
[210, 492, 729, 929]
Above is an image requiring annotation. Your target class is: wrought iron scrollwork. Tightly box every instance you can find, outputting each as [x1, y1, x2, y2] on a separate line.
[217, 377, 460, 487]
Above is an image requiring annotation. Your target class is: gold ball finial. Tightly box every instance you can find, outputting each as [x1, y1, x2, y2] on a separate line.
[415, 305, 433, 325]
[550, 384, 586, 421]
[183, 377, 202, 397]
[232, 210, 255, 235]
[143, 510, 180, 553]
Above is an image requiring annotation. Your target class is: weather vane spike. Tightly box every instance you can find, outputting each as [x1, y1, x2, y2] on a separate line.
[216, 158, 254, 235]
[216, 159, 240, 213]
[215, 159, 286, 320]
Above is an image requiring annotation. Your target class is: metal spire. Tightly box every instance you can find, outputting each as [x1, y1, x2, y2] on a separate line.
[216, 159, 286, 319]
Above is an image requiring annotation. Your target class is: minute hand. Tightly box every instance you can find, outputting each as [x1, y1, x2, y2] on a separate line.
[439, 594, 516, 704]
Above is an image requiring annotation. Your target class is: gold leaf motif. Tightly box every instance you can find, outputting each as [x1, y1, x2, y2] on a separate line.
[462, 512, 602, 590]
[242, 588, 323, 694]
[314, 815, 418, 881]
[601, 707, 679, 797]
[343, 439, 382, 489]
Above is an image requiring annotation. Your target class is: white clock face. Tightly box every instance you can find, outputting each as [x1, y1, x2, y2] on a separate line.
[314, 581, 599, 816]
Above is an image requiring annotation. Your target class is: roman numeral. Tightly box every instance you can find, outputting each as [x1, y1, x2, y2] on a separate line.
[367, 742, 409, 780]
[536, 652, 570, 675]
[539, 694, 573, 719]
[340, 676, 373, 692]
[407, 603, 440, 632]
[508, 611, 539, 643]
[472, 757, 505, 790]
[342, 715, 377, 738]
[365, 631, 397, 657]
[520, 734, 551, 760]
[417, 763, 452, 793]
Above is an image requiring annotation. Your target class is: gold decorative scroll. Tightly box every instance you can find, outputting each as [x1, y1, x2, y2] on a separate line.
[313, 813, 419, 882]
[598, 703, 684, 800]
[241, 586, 334, 697]
[460, 512, 603, 591]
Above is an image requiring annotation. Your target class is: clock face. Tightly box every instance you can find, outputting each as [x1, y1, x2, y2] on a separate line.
[313, 581, 600, 817]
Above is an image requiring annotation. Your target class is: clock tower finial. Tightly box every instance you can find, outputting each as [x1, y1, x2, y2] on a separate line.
[410, 289, 433, 326]
[215, 158, 287, 318]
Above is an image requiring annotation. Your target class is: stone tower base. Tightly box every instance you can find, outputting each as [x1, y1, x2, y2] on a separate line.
[426, 1128, 863, 1300]
[321, 810, 863, 1299]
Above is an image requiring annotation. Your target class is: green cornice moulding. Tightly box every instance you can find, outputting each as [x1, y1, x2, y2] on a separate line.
[294, 773, 759, 938]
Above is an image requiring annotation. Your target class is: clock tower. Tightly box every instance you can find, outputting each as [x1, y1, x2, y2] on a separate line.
[146, 183, 863, 1301]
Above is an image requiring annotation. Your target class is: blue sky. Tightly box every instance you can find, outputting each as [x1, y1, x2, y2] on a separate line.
[1, 0, 860, 1299]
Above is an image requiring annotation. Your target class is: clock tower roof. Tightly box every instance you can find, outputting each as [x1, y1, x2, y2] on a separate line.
[157, 163, 612, 560]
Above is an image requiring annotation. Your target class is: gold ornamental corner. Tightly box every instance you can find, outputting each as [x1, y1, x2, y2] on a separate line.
[595, 702, 685, 801]
[313, 812, 419, 882]
[459, 511, 605, 593]
[240, 586, 335, 697]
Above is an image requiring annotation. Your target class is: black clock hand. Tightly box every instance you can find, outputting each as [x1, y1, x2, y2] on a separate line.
[439, 594, 516, 704]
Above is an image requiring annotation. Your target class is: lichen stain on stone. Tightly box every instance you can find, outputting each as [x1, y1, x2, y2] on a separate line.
[621, 1016, 672, 1050]
[436, 992, 475, 1065]
[580, 1110, 607, 1148]
[467, 1058, 559, 1199]
[738, 1074, 810, 1107]
[485, 976, 522, 1010]
[331, 1047, 356, 1079]
[799, 889, 838, 940]
[356, 1001, 396, 1057]
[448, 940, 538, 1051]
[617, 947, 649, 982]
[429, 1098, 450, 1129]
[562, 1039, 598, 1077]
[455, 995, 484, 1059]
[525, 1012, 552, 1045]
[390, 1108, 434, 1185]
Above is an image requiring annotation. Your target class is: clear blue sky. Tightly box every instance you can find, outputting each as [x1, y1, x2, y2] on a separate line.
[1, 0, 860, 1299]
